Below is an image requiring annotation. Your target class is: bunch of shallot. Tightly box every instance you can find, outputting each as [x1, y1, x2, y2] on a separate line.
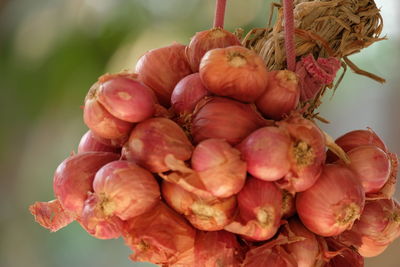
[30, 23, 399, 267]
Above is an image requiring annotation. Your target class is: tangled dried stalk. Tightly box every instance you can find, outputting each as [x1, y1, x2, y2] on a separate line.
[243, 0, 385, 83]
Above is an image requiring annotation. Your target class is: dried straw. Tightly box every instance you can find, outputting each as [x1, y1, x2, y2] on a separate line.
[243, 0, 385, 82]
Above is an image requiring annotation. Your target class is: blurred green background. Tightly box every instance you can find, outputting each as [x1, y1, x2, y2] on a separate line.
[0, 0, 399, 266]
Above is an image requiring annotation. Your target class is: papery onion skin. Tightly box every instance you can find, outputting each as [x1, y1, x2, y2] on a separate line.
[199, 46, 269, 102]
[342, 145, 391, 194]
[338, 199, 400, 257]
[325, 237, 364, 267]
[194, 231, 244, 267]
[191, 97, 266, 145]
[29, 199, 75, 232]
[296, 164, 365, 237]
[255, 70, 300, 120]
[79, 194, 125, 239]
[326, 129, 387, 162]
[276, 114, 326, 193]
[284, 218, 322, 267]
[136, 43, 192, 106]
[186, 27, 241, 72]
[224, 177, 282, 241]
[97, 74, 156, 122]
[78, 130, 120, 153]
[171, 73, 210, 114]
[238, 126, 291, 181]
[93, 161, 160, 220]
[127, 117, 193, 172]
[162, 181, 236, 231]
[242, 237, 297, 267]
[123, 202, 196, 266]
[191, 138, 247, 198]
[53, 152, 119, 215]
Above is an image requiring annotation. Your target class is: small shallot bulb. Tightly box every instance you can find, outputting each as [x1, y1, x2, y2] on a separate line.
[186, 27, 241, 72]
[326, 129, 387, 162]
[296, 164, 365, 237]
[238, 126, 291, 181]
[53, 152, 119, 215]
[284, 218, 322, 267]
[96, 73, 156, 122]
[171, 73, 210, 114]
[191, 138, 247, 198]
[341, 145, 391, 193]
[79, 194, 125, 239]
[79, 161, 160, 239]
[338, 199, 400, 257]
[84, 84, 133, 139]
[224, 178, 282, 241]
[78, 130, 120, 153]
[136, 43, 192, 106]
[194, 231, 244, 267]
[162, 181, 236, 231]
[276, 114, 326, 193]
[255, 70, 300, 120]
[123, 202, 196, 266]
[191, 97, 266, 145]
[199, 46, 269, 102]
[92, 161, 160, 220]
[126, 118, 193, 172]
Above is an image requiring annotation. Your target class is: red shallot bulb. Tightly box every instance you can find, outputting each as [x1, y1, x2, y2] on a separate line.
[199, 46, 269, 102]
[84, 84, 133, 139]
[341, 145, 391, 194]
[53, 152, 119, 215]
[186, 27, 241, 72]
[255, 70, 300, 120]
[296, 164, 365, 237]
[162, 181, 236, 231]
[326, 129, 387, 162]
[238, 126, 291, 181]
[80, 160, 161, 240]
[123, 202, 196, 266]
[191, 97, 266, 145]
[338, 199, 400, 257]
[171, 73, 210, 114]
[93, 161, 160, 220]
[78, 130, 120, 153]
[126, 117, 193, 172]
[136, 43, 192, 106]
[284, 218, 323, 267]
[79, 194, 125, 239]
[224, 178, 282, 241]
[276, 114, 326, 193]
[191, 138, 247, 198]
[194, 231, 244, 267]
[96, 73, 156, 122]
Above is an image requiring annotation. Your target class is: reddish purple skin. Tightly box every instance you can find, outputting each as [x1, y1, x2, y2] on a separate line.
[78, 130, 120, 153]
[171, 73, 210, 114]
[97, 76, 155, 123]
[136, 43, 192, 107]
[53, 152, 119, 215]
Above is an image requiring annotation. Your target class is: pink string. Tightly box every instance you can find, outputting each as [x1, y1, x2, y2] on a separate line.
[283, 0, 296, 71]
[213, 0, 227, 28]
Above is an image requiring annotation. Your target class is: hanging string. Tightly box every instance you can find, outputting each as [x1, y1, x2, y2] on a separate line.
[213, 0, 227, 28]
[283, 0, 296, 71]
